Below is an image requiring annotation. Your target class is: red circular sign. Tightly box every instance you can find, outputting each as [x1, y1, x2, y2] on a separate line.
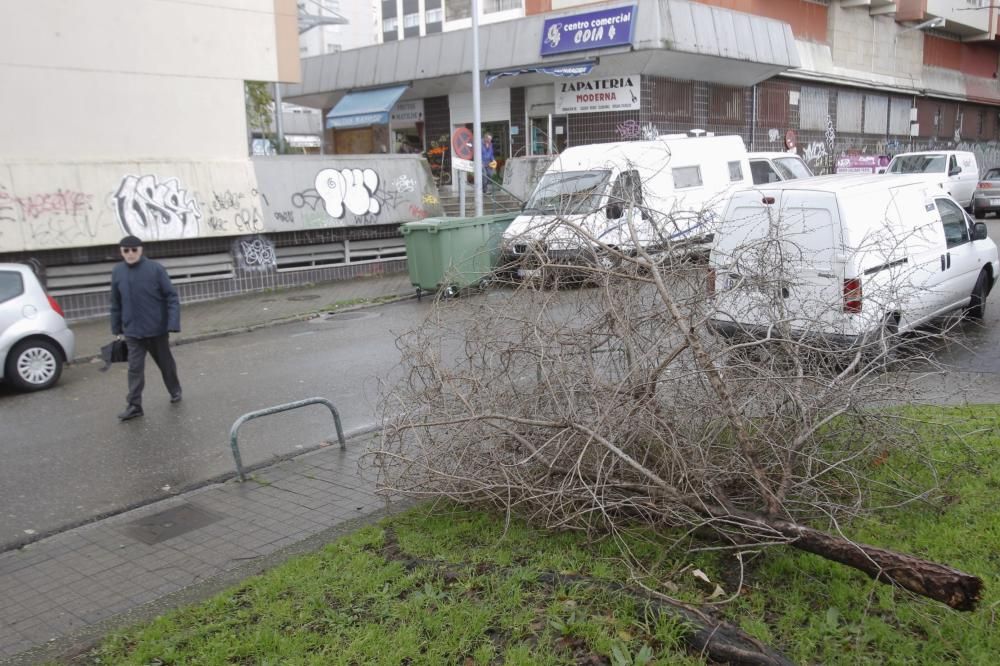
[451, 128, 474, 161]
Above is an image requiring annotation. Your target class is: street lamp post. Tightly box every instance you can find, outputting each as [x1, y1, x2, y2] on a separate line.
[472, 0, 484, 217]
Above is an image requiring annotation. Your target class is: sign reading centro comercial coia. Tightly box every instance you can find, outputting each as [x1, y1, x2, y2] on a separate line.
[540, 4, 637, 57]
[555, 74, 640, 114]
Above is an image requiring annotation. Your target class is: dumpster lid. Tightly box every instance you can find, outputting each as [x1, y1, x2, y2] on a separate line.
[399, 213, 518, 232]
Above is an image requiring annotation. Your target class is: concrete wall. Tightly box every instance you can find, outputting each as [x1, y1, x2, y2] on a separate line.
[0, 0, 299, 163]
[0, 156, 442, 253]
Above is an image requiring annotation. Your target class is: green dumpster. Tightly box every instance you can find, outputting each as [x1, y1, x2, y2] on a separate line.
[400, 213, 517, 298]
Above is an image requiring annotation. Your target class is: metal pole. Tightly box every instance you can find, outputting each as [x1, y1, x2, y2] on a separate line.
[472, 0, 484, 216]
[460, 170, 467, 217]
[275, 83, 285, 154]
[547, 114, 554, 154]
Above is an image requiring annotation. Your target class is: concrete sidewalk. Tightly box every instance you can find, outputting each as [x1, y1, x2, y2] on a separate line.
[1, 272, 416, 664]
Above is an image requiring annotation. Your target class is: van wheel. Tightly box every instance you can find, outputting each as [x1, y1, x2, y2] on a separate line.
[965, 270, 989, 320]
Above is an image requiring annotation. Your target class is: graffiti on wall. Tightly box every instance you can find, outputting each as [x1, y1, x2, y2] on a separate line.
[233, 236, 276, 271]
[114, 175, 202, 241]
[204, 188, 265, 235]
[315, 168, 381, 220]
[0, 182, 100, 247]
[802, 142, 828, 167]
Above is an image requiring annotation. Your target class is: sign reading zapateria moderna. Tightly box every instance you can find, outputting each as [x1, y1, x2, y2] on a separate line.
[555, 74, 641, 114]
[540, 4, 637, 57]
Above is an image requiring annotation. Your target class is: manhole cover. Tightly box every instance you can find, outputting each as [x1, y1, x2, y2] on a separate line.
[324, 311, 370, 321]
[287, 294, 321, 302]
[120, 503, 221, 545]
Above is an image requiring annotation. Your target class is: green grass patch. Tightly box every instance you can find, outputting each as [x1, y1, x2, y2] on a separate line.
[78, 406, 1000, 665]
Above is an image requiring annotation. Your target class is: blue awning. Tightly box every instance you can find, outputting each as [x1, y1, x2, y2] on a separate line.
[325, 85, 408, 129]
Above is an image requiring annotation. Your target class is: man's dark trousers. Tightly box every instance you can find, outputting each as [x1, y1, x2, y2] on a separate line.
[124, 335, 180, 408]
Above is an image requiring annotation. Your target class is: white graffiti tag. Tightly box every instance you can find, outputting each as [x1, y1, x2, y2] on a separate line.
[239, 237, 276, 270]
[314, 168, 381, 219]
[114, 175, 201, 240]
[802, 141, 828, 166]
[393, 174, 416, 194]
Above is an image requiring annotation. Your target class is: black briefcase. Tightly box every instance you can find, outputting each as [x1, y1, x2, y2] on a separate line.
[99, 339, 128, 372]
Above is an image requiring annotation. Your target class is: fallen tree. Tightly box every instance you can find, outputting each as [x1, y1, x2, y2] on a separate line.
[373, 188, 983, 614]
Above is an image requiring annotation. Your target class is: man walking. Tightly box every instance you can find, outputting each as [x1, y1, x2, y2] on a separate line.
[482, 133, 496, 194]
[110, 235, 182, 421]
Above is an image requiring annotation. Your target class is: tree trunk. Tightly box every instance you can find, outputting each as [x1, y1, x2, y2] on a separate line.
[769, 518, 982, 611]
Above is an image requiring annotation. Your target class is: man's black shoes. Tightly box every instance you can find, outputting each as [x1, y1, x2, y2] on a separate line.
[170, 391, 183, 403]
[117, 405, 144, 421]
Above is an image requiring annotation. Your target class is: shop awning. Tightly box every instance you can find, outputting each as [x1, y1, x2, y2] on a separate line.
[325, 85, 408, 129]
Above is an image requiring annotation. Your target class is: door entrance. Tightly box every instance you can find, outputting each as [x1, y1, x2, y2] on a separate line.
[530, 115, 568, 155]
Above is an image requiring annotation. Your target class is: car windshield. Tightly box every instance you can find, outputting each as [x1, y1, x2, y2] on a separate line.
[888, 154, 946, 174]
[772, 157, 813, 180]
[524, 170, 612, 215]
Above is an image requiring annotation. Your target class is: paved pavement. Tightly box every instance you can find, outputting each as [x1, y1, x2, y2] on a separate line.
[0, 272, 416, 665]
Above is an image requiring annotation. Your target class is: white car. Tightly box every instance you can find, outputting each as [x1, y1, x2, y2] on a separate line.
[0, 263, 75, 391]
[748, 152, 814, 185]
[885, 150, 979, 209]
[710, 175, 998, 343]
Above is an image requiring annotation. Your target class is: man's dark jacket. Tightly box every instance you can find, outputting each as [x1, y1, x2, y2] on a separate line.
[110, 256, 180, 338]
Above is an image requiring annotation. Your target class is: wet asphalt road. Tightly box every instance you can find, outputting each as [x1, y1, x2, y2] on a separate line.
[3, 243, 1000, 551]
[0, 300, 429, 550]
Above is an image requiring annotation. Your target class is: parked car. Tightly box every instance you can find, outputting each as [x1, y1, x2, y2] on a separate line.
[709, 174, 998, 343]
[884, 150, 979, 209]
[972, 167, 1000, 219]
[748, 152, 814, 184]
[501, 132, 753, 271]
[0, 263, 75, 391]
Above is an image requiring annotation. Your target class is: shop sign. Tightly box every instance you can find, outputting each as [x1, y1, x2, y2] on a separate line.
[390, 100, 424, 125]
[835, 154, 890, 174]
[540, 4, 637, 57]
[555, 74, 640, 114]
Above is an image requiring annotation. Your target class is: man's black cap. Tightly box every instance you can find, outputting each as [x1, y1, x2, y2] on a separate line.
[119, 235, 143, 248]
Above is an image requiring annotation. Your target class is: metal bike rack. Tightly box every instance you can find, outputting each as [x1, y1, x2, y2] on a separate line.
[229, 397, 346, 482]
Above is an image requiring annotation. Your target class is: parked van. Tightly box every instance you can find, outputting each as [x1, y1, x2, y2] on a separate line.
[747, 152, 813, 184]
[500, 133, 753, 269]
[709, 174, 998, 343]
[884, 150, 979, 209]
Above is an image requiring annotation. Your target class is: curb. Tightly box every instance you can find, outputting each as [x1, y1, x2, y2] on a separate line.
[70, 290, 416, 365]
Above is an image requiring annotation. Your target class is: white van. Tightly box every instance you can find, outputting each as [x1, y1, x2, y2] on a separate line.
[748, 152, 814, 185]
[884, 151, 979, 209]
[500, 133, 753, 268]
[709, 174, 998, 343]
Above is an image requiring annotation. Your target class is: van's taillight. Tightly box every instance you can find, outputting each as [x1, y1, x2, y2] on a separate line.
[706, 268, 716, 296]
[978, 182, 992, 189]
[843, 278, 862, 314]
[46, 294, 65, 317]
[762, 196, 775, 205]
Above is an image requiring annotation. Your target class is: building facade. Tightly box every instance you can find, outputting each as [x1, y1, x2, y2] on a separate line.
[287, 0, 1000, 183]
[0, 0, 441, 320]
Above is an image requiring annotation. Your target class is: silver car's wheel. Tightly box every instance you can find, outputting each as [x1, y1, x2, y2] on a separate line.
[6, 339, 63, 391]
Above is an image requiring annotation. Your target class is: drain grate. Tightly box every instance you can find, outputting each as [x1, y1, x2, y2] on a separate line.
[120, 503, 221, 545]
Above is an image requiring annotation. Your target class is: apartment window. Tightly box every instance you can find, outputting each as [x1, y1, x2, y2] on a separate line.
[299, 45, 309, 55]
[383, 16, 398, 32]
[446, 0, 471, 20]
[426, 8, 443, 22]
[403, 13, 420, 28]
[326, 44, 341, 54]
[484, 0, 522, 11]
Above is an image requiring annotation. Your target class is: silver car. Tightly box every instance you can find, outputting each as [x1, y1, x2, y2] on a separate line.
[0, 263, 75, 391]
[972, 167, 1000, 219]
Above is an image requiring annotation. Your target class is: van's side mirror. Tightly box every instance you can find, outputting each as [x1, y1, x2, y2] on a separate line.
[973, 221, 989, 240]
[949, 166, 962, 177]
[606, 203, 623, 219]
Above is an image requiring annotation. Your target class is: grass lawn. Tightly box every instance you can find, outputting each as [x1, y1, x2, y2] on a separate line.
[77, 405, 999, 665]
